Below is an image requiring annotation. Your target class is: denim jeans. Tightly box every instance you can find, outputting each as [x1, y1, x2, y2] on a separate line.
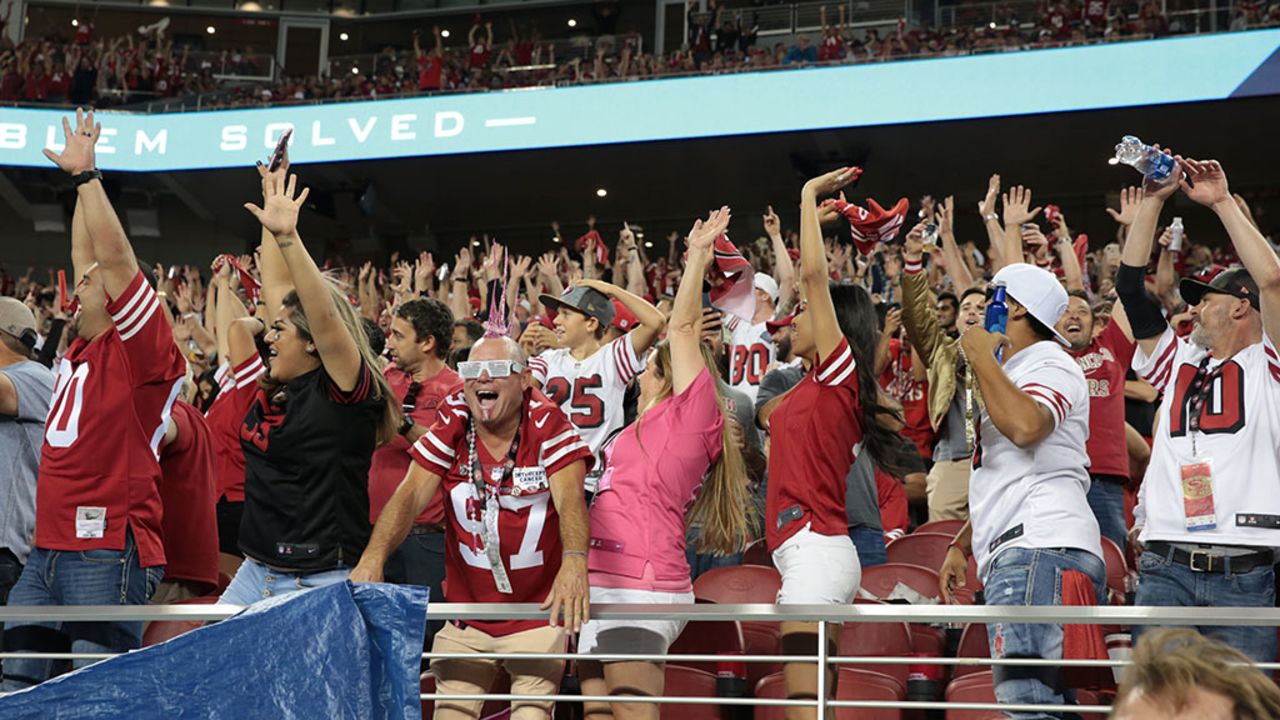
[1, 529, 163, 691]
[384, 532, 447, 640]
[684, 525, 743, 581]
[218, 557, 351, 606]
[984, 547, 1107, 720]
[848, 525, 888, 568]
[1133, 548, 1277, 663]
[1085, 478, 1128, 553]
[0, 549, 21, 605]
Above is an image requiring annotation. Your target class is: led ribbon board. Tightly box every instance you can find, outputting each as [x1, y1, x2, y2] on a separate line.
[1, 28, 1278, 172]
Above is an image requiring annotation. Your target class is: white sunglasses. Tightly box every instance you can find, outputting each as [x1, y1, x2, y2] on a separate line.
[458, 360, 525, 380]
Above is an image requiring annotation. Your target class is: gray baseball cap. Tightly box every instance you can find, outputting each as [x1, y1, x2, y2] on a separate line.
[539, 286, 616, 326]
[0, 297, 38, 348]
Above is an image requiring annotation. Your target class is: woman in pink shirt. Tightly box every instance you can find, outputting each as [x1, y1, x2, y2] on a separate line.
[578, 207, 755, 720]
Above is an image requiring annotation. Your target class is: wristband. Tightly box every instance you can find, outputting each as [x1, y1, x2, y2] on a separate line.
[398, 417, 415, 436]
[72, 169, 103, 187]
[562, 550, 587, 560]
[903, 258, 924, 274]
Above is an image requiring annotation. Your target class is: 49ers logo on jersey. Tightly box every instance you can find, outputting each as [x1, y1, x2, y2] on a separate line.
[543, 374, 605, 428]
[1168, 360, 1246, 437]
[241, 401, 287, 451]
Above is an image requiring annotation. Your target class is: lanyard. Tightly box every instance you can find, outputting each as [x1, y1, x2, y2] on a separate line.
[466, 419, 521, 594]
[1185, 353, 1234, 456]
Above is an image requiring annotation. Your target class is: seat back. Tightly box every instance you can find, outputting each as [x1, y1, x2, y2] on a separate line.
[858, 563, 942, 603]
[914, 519, 967, 538]
[693, 564, 782, 605]
[944, 671, 999, 720]
[741, 620, 782, 692]
[1100, 536, 1127, 604]
[952, 624, 991, 680]
[668, 620, 745, 674]
[661, 665, 721, 720]
[838, 618, 914, 686]
[742, 538, 774, 568]
[885, 532, 956, 572]
[754, 669, 906, 720]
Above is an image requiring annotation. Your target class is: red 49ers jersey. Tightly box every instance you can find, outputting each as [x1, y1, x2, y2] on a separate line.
[529, 335, 642, 480]
[37, 271, 186, 568]
[409, 388, 593, 636]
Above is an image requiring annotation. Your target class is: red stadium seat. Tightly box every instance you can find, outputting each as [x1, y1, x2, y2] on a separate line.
[753, 668, 904, 719]
[885, 532, 955, 571]
[216, 571, 232, 594]
[667, 620, 745, 675]
[693, 565, 781, 605]
[660, 665, 721, 720]
[945, 671, 999, 720]
[741, 619, 782, 692]
[742, 538, 774, 568]
[952, 624, 991, 681]
[837, 615, 915, 686]
[914, 519, 967, 537]
[858, 563, 942, 603]
[141, 617, 204, 647]
[1100, 536, 1128, 605]
[421, 673, 435, 719]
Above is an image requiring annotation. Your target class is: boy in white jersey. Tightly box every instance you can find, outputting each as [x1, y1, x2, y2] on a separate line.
[529, 281, 664, 493]
[1116, 155, 1280, 664]
[943, 263, 1105, 717]
[725, 273, 782, 405]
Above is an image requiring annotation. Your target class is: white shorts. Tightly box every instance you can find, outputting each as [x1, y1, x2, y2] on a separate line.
[773, 523, 861, 605]
[578, 586, 695, 657]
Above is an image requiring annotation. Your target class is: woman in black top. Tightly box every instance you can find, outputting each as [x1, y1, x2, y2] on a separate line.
[219, 153, 398, 605]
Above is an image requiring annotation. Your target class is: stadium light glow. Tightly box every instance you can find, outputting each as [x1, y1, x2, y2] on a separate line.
[71, 19, 78, 27]
[595, 188, 607, 197]
[441, 29, 450, 38]
[206, 26, 216, 34]
[568, 19, 577, 28]
[339, 32, 349, 41]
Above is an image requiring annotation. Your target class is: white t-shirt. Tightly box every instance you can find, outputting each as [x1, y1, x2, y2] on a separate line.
[528, 333, 645, 489]
[725, 316, 775, 405]
[1132, 327, 1280, 547]
[969, 341, 1101, 581]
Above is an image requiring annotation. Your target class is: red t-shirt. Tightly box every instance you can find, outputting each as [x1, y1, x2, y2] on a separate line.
[1071, 320, 1137, 478]
[368, 364, 463, 525]
[37, 271, 185, 568]
[818, 35, 844, 62]
[1084, 0, 1108, 23]
[878, 339, 934, 460]
[410, 388, 592, 636]
[469, 44, 490, 69]
[47, 69, 70, 97]
[875, 468, 909, 542]
[765, 337, 864, 550]
[205, 355, 266, 503]
[23, 74, 48, 101]
[159, 401, 219, 591]
[418, 55, 444, 90]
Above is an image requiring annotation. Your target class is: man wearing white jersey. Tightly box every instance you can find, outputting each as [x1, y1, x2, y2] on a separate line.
[1116, 155, 1280, 663]
[529, 281, 664, 493]
[942, 263, 1104, 719]
[725, 273, 782, 405]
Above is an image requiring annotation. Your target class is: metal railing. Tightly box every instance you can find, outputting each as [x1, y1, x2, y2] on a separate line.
[2, 602, 1279, 714]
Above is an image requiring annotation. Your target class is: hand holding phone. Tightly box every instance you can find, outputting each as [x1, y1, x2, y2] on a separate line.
[268, 129, 293, 172]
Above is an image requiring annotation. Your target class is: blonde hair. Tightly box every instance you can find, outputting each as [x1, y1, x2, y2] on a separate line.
[637, 341, 756, 556]
[1114, 628, 1280, 720]
[270, 276, 401, 446]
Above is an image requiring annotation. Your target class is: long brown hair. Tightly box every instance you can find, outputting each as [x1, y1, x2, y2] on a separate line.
[637, 341, 756, 555]
[263, 277, 401, 446]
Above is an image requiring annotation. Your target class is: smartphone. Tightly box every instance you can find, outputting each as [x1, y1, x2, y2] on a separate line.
[923, 222, 940, 246]
[268, 128, 293, 172]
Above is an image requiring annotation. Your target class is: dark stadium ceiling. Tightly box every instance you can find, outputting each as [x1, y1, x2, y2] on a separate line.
[2, 95, 1278, 265]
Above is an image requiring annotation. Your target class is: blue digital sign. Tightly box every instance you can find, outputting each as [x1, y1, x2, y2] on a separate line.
[0, 29, 1277, 172]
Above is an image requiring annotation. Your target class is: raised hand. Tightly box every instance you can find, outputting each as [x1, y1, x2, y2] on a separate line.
[1141, 145, 1181, 200]
[511, 254, 533, 282]
[42, 107, 99, 175]
[537, 252, 559, 279]
[817, 198, 842, 226]
[1001, 185, 1041, 227]
[902, 221, 926, 261]
[392, 261, 412, 294]
[978, 174, 1000, 217]
[803, 166, 861, 197]
[454, 247, 472, 279]
[883, 306, 902, 337]
[939, 195, 955, 238]
[1105, 186, 1144, 226]
[414, 252, 435, 291]
[243, 173, 310, 239]
[618, 223, 636, 251]
[1178, 158, 1231, 208]
[763, 205, 782, 238]
[686, 205, 732, 254]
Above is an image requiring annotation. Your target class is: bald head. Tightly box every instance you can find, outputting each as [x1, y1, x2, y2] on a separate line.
[468, 335, 528, 366]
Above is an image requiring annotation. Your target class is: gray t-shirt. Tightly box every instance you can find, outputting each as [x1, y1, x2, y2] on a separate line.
[754, 362, 880, 531]
[0, 360, 54, 563]
[719, 381, 762, 455]
[932, 386, 972, 463]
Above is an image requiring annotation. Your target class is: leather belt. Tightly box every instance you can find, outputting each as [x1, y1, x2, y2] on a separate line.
[409, 522, 446, 536]
[1146, 541, 1275, 574]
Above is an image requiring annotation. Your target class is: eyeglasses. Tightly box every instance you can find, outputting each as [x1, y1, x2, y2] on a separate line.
[458, 360, 526, 380]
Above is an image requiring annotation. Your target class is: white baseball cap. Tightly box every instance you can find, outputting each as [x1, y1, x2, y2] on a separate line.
[753, 272, 779, 304]
[991, 263, 1070, 346]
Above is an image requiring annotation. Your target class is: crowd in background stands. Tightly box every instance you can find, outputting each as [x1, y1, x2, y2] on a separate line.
[4, 0, 1280, 109]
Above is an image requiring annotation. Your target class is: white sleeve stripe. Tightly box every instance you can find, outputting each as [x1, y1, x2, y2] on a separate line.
[540, 429, 578, 451]
[1025, 390, 1066, 422]
[424, 432, 456, 458]
[413, 446, 454, 472]
[115, 285, 159, 334]
[109, 279, 151, 323]
[825, 360, 856, 388]
[542, 440, 587, 468]
[234, 363, 266, 388]
[818, 351, 856, 386]
[234, 356, 264, 381]
[1141, 336, 1178, 384]
[119, 296, 162, 341]
[817, 345, 854, 382]
[613, 339, 634, 383]
[148, 375, 187, 458]
[1150, 357, 1176, 392]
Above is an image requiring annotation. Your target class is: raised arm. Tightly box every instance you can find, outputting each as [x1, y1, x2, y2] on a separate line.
[575, 277, 665, 356]
[900, 223, 944, 369]
[1118, 159, 1181, 357]
[978, 174, 1006, 271]
[960, 328, 1055, 448]
[1052, 214, 1084, 293]
[937, 195, 975, 292]
[245, 171, 364, 390]
[998, 184, 1040, 272]
[800, 167, 860, 361]
[671, 208, 730, 394]
[1180, 157, 1280, 344]
[763, 205, 795, 313]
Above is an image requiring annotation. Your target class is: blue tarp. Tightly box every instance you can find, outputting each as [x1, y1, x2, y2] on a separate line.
[0, 581, 428, 719]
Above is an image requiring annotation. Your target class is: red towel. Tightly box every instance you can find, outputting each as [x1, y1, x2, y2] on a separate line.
[575, 230, 610, 267]
[1061, 569, 1112, 690]
[826, 194, 910, 256]
[704, 234, 756, 322]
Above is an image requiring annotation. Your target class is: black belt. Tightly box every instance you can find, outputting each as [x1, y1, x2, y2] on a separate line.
[409, 522, 446, 536]
[1146, 541, 1275, 574]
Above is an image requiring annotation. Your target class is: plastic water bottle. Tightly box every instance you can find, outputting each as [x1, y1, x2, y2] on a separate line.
[1169, 217, 1184, 253]
[1114, 135, 1174, 181]
[985, 285, 1009, 362]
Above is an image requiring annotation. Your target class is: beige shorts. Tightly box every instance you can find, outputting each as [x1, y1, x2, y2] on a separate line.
[429, 621, 566, 720]
[926, 458, 971, 522]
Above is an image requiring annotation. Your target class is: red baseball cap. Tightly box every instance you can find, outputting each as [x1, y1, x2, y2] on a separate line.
[611, 299, 638, 332]
[766, 314, 794, 335]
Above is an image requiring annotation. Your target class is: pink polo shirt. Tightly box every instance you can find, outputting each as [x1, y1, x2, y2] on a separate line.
[588, 369, 724, 593]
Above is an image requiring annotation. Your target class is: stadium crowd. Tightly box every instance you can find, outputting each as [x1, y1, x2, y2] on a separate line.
[5, 0, 1280, 110]
[1, 108, 1280, 720]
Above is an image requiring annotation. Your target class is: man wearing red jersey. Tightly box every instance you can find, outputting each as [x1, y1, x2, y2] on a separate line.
[352, 334, 591, 720]
[154, 396, 219, 603]
[2, 109, 184, 691]
[415, 27, 446, 92]
[369, 297, 461, 638]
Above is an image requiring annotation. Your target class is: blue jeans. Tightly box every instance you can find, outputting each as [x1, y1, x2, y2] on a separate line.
[384, 532, 447, 640]
[984, 547, 1107, 720]
[1, 529, 163, 691]
[218, 557, 351, 606]
[1133, 548, 1277, 663]
[848, 525, 888, 568]
[1085, 478, 1128, 553]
